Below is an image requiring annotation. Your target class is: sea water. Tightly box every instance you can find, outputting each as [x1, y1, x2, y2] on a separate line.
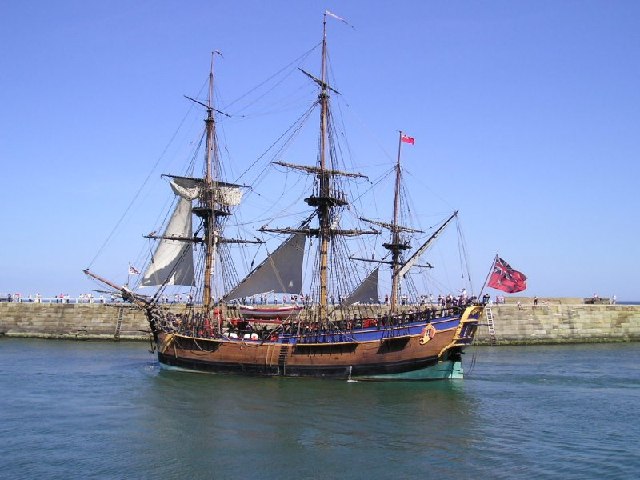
[1, 338, 638, 479]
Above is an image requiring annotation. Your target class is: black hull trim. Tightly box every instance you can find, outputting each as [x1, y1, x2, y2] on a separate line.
[157, 352, 447, 379]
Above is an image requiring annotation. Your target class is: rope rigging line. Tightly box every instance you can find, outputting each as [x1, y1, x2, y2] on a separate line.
[403, 167, 456, 212]
[250, 170, 312, 227]
[456, 216, 475, 295]
[222, 42, 321, 115]
[87, 102, 199, 269]
[233, 103, 317, 183]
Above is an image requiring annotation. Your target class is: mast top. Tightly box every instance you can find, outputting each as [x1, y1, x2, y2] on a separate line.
[208, 50, 223, 110]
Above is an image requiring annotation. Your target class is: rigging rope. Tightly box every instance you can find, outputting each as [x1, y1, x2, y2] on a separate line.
[234, 103, 317, 183]
[223, 42, 321, 114]
[87, 103, 198, 269]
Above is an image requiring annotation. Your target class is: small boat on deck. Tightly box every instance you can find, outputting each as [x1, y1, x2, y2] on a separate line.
[237, 304, 303, 319]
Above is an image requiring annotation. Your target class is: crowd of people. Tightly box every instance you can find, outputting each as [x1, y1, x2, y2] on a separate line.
[0, 288, 500, 307]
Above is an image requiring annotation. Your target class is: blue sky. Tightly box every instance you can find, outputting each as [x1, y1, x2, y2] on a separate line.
[1, 1, 639, 300]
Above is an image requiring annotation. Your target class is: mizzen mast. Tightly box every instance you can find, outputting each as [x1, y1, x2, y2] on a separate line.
[385, 131, 412, 313]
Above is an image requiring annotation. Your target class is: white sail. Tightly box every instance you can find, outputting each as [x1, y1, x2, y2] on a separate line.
[140, 197, 195, 286]
[170, 180, 200, 201]
[224, 233, 306, 300]
[344, 267, 379, 305]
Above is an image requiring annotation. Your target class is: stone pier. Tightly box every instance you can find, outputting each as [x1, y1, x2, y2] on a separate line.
[1, 298, 638, 345]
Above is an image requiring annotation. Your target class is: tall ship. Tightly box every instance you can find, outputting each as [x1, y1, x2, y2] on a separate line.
[85, 13, 484, 380]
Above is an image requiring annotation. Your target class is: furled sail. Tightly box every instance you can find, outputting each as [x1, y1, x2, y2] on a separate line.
[140, 197, 195, 286]
[169, 175, 243, 206]
[224, 233, 306, 301]
[343, 267, 379, 305]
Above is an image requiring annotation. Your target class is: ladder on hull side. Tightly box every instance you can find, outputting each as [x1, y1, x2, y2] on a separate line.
[114, 307, 124, 341]
[485, 305, 497, 345]
[267, 342, 290, 375]
[277, 344, 289, 376]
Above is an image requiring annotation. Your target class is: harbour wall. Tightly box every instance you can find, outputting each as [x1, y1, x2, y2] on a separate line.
[476, 303, 639, 345]
[0, 300, 638, 345]
[0, 303, 151, 341]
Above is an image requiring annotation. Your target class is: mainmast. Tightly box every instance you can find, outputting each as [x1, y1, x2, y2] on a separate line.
[306, 13, 333, 321]
[318, 14, 330, 321]
[262, 12, 376, 322]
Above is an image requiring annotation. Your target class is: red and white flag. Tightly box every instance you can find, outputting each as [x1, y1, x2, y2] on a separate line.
[401, 134, 415, 145]
[128, 265, 140, 275]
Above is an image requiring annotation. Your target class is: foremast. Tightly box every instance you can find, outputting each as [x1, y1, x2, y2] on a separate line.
[85, 53, 260, 332]
[201, 54, 219, 317]
[185, 52, 254, 319]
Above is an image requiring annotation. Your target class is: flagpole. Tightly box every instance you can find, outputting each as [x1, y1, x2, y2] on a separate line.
[478, 254, 499, 298]
[127, 263, 140, 288]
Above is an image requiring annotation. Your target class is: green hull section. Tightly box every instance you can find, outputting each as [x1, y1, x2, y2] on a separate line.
[353, 360, 464, 381]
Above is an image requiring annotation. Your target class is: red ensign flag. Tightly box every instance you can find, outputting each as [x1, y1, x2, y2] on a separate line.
[488, 257, 527, 293]
[401, 134, 415, 145]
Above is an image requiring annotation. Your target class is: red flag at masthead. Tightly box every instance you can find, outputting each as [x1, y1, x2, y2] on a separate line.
[401, 134, 415, 145]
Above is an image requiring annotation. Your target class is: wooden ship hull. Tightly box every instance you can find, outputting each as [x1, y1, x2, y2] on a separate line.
[153, 305, 483, 380]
